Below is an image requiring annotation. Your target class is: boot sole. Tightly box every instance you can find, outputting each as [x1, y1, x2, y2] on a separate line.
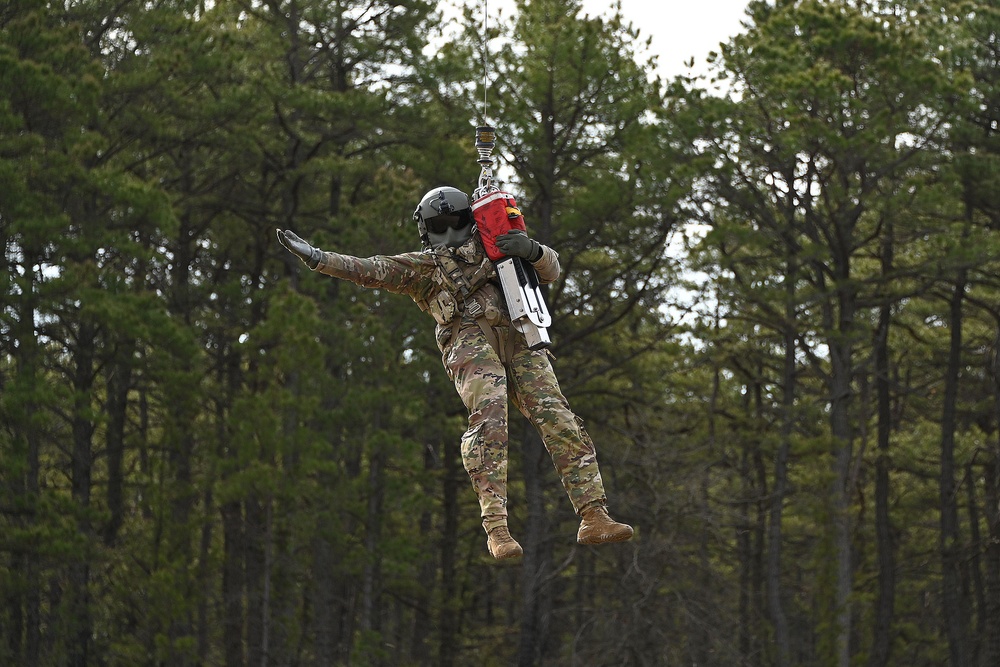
[577, 530, 634, 545]
[489, 547, 523, 560]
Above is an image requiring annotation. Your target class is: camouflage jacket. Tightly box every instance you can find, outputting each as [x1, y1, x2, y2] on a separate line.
[313, 235, 560, 349]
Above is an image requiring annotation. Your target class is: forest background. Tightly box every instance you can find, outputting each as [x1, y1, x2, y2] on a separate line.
[2, 0, 999, 665]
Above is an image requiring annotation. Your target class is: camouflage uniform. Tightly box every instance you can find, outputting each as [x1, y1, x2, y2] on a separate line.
[313, 236, 608, 531]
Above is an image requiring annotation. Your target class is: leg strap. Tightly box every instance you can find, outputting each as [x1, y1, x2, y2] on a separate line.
[447, 316, 513, 366]
[476, 316, 509, 365]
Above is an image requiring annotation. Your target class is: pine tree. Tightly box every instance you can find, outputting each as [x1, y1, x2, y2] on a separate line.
[680, 0, 967, 663]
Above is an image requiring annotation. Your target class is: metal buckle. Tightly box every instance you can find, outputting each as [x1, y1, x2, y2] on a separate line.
[465, 299, 484, 317]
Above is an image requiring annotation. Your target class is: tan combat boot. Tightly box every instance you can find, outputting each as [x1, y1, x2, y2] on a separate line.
[577, 506, 634, 545]
[487, 526, 523, 560]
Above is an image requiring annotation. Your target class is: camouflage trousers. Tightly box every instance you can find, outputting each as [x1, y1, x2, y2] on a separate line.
[442, 320, 607, 532]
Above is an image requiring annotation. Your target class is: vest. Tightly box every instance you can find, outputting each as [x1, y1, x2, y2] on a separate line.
[424, 251, 494, 323]
[420, 240, 513, 361]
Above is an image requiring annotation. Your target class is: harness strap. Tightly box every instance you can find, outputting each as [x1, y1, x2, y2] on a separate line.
[448, 316, 513, 365]
[435, 246, 511, 362]
[495, 320, 515, 365]
[476, 316, 507, 365]
[449, 316, 463, 351]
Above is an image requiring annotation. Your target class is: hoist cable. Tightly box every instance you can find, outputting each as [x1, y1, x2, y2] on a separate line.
[481, 0, 489, 125]
[473, 0, 498, 199]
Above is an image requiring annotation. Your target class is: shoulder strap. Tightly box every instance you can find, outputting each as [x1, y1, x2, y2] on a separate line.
[437, 252, 474, 298]
[435, 252, 494, 301]
[435, 252, 510, 363]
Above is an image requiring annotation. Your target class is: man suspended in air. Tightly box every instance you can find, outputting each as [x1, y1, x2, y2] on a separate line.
[277, 131, 633, 560]
[278, 187, 632, 559]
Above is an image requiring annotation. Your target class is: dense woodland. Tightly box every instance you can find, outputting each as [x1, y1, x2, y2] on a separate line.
[2, 0, 1000, 665]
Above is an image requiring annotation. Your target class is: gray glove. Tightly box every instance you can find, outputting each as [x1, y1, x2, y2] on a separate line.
[277, 229, 324, 269]
[495, 230, 543, 262]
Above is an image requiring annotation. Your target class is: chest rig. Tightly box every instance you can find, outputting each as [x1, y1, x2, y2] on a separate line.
[425, 243, 493, 324]
[423, 242, 513, 362]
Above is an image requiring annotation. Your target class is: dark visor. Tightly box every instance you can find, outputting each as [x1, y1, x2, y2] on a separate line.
[426, 214, 470, 235]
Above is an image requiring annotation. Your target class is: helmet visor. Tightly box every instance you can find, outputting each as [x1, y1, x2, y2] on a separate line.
[425, 214, 471, 235]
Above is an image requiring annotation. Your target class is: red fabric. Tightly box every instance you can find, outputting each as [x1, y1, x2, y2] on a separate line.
[472, 192, 526, 261]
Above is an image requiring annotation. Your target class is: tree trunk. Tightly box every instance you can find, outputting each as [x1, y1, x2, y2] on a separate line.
[222, 499, 246, 667]
[829, 345, 854, 667]
[985, 325, 1000, 667]
[517, 422, 552, 667]
[103, 355, 132, 546]
[752, 446, 767, 667]
[8, 242, 42, 666]
[983, 450, 1000, 667]
[767, 265, 796, 667]
[940, 275, 971, 667]
[310, 426, 339, 665]
[270, 362, 301, 667]
[822, 245, 858, 667]
[246, 495, 268, 666]
[218, 342, 246, 667]
[68, 320, 97, 667]
[361, 443, 385, 640]
[439, 430, 461, 667]
[967, 460, 986, 664]
[411, 440, 438, 664]
[734, 367, 755, 666]
[868, 235, 896, 667]
[162, 211, 200, 660]
[198, 486, 214, 664]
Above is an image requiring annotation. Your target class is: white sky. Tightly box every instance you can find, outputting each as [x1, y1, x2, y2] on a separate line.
[583, 0, 751, 77]
[462, 0, 753, 79]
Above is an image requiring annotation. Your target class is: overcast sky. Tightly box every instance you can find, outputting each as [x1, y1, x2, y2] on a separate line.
[465, 0, 753, 79]
[581, 0, 751, 77]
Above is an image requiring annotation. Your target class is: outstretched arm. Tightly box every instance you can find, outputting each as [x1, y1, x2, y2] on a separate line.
[276, 228, 434, 297]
